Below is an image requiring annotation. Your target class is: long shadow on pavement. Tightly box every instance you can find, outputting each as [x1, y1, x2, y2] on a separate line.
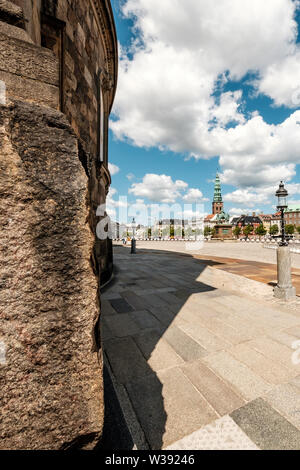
[100, 245, 221, 450]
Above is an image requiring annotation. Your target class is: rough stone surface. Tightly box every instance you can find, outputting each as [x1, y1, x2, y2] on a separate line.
[0, 20, 33, 43]
[0, 0, 24, 24]
[231, 398, 300, 450]
[0, 100, 103, 450]
[0, 32, 59, 85]
[0, 69, 59, 108]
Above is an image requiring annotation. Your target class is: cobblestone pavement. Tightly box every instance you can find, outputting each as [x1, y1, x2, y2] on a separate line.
[102, 244, 300, 450]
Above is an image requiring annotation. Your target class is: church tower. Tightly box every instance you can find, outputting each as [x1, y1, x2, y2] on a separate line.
[212, 173, 224, 215]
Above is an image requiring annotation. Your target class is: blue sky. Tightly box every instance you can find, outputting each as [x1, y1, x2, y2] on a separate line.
[108, 0, 300, 222]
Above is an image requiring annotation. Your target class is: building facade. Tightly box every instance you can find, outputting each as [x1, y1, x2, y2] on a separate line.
[233, 213, 263, 234]
[284, 205, 300, 228]
[0, 0, 117, 449]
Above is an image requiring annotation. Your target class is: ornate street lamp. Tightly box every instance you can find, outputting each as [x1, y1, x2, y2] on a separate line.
[274, 181, 295, 300]
[131, 217, 137, 254]
[275, 181, 288, 246]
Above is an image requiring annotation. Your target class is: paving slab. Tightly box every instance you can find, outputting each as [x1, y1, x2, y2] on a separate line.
[228, 343, 294, 385]
[162, 325, 208, 362]
[176, 318, 231, 353]
[165, 415, 258, 450]
[264, 382, 300, 430]
[133, 329, 184, 372]
[231, 398, 300, 450]
[104, 314, 141, 338]
[148, 305, 177, 327]
[104, 337, 152, 384]
[248, 337, 300, 374]
[181, 360, 246, 416]
[109, 298, 134, 314]
[203, 351, 272, 400]
[126, 367, 218, 449]
[121, 290, 149, 311]
[130, 310, 162, 330]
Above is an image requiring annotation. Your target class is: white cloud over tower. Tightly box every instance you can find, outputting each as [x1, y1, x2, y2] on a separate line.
[111, 0, 300, 191]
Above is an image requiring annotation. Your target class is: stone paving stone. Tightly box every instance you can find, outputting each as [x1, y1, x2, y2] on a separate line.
[220, 295, 300, 329]
[163, 325, 208, 362]
[209, 301, 272, 337]
[165, 415, 259, 450]
[231, 398, 300, 450]
[104, 314, 141, 338]
[268, 329, 300, 348]
[264, 382, 300, 430]
[203, 351, 271, 400]
[109, 298, 134, 314]
[183, 308, 254, 345]
[134, 329, 184, 372]
[126, 367, 218, 449]
[101, 318, 114, 341]
[173, 288, 200, 300]
[285, 325, 300, 339]
[104, 337, 152, 384]
[101, 299, 117, 315]
[248, 337, 300, 374]
[101, 292, 122, 301]
[228, 343, 293, 385]
[130, 310, 162, 330]
[175, 318, 231, 352]
[156, 291, 183, 306]
[121, 290, 149, 311]
[291, 375, 300, 388]
[148, 305, 177, 327]
[181, 360, 245, 416]
[139, 293, 169, 309]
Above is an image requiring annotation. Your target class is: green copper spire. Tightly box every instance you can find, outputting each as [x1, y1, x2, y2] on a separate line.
[213, 173, 222, 202]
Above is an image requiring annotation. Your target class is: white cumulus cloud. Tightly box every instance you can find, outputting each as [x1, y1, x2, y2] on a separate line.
[108, 163, 120, 175]
[129, 173, 188, 203]
[111, 0, 300, 190]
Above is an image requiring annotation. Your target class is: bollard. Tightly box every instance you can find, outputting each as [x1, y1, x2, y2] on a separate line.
[274, 245, 296, 300]
[131, 238, 136, 254]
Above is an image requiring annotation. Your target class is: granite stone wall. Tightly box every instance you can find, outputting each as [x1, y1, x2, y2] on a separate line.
[0, 0, 117, 449]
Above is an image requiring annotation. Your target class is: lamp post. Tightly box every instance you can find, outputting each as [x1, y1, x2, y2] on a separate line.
[273, 182, 296, 300]
[131, 217, 137, 254]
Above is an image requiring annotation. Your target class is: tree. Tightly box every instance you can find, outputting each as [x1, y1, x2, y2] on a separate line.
[255, 224, 267, 237]
[170, 225, 175, 238]
[243, 224, 254, 239]
[204, 226, 211, 237]
[269, 225, 279, 235]
[285, 224, 295, 235]
[297, 226, 300, 234]
[233, 226, 241, 238]
[147, 228, 152, 238]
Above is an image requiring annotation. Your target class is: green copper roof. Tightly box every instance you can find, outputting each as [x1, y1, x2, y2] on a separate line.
[213, 173, 222, 202]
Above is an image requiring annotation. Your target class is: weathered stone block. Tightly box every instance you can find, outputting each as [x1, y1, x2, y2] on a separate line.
[0, 70, 59, 108]
[0, 20, 33, 43]
[0, 32, 59, 85]
[0, 0, 23, 25]
[0, 100, 103, 450]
